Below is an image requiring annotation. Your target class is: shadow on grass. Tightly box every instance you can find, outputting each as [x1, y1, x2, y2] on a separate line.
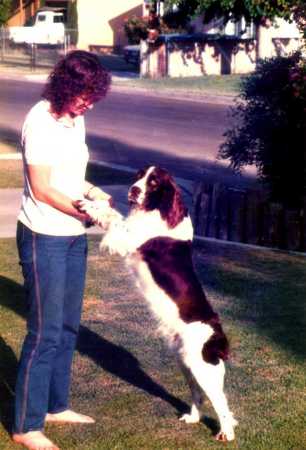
[0, 276, 189, 435]
[0, 277, 25, 434]
[77, 327, 188, 415]
[0, 335, 18, 434]
[195, 242, 306, 360]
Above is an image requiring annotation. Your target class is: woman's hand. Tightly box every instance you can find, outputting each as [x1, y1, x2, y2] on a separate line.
[73, 198, 122, 229]
[84, 183, 113, 205]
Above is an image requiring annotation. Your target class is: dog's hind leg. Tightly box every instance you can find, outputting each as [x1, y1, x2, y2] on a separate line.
[178, 362, 203, 424]
[190, 359, 237, 441]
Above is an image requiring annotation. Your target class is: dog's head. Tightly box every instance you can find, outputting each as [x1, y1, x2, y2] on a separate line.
[128, 166, 187, 228]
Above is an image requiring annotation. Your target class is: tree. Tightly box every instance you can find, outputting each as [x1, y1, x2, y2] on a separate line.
[167, 0, 300, 23]
[0, 0, 12, 26]
[165, 0, 305, 58]
[164, 2, 306, 209]
[67, 0, 78, 45]
[163, 0, 200, 31]
[292, 3, 306, 39]
[218, 53, 306, 209]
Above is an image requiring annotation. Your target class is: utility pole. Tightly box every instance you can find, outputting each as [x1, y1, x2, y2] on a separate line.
[19, 0, 24, 26]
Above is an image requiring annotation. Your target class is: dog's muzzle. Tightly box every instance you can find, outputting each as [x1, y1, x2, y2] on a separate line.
[128, 185, 142, 204]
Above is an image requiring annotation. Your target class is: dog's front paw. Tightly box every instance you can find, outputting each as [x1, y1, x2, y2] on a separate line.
[215, 416, 238, 442]
[215, 430, 235, 442]
[75, 199, 122, 229]
[100, 235, 128, 257]
[179, 413, 200, 424]
[99, 237, 117, 255]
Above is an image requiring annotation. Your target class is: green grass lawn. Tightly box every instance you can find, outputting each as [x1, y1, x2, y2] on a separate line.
[0, 138, 20, 155]
[0, 160, 24, 189]
[115, 74, 242, 95]
[0, 236, 305, 449]
[0, 140, 24, 188]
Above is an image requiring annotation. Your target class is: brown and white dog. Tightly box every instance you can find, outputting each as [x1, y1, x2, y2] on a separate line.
[81, 166, 238, 441]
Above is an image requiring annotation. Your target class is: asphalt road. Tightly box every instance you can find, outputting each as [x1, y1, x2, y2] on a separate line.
[0, 78, 256, 187]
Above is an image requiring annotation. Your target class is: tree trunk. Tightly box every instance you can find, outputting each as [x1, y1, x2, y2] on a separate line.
[19, 0, 23, 25]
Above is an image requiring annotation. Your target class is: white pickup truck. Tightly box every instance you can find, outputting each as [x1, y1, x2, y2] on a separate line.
[9, 9, 65, 45]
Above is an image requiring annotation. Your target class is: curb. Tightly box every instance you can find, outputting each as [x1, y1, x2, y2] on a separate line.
[111, 83, 236, 105]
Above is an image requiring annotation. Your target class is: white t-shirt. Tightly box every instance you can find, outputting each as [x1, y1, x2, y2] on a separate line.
[18, 100, 89, 236]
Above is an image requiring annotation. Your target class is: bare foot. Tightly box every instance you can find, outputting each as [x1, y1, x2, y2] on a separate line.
[45, 409, 95, 424]
[12, 431, 59, 449]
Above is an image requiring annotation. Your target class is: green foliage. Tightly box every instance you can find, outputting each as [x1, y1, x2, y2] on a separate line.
[165, 0, 305, 25]
[293, 3, 306, 39]
[219, 53, 306, 208]
[123, 14, 177, 44]
[124, 16, 150, 44]
[0, 0, 12, 26]
[163, 0, 201, 30]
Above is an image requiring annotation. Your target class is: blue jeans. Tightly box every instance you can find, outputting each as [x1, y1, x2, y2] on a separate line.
[14, 221, 88, 433]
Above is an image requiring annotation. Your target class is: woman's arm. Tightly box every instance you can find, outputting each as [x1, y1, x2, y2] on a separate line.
[28, 164, 89, 220]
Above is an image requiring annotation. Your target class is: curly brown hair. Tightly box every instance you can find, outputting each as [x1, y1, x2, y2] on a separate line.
[42, 50, 111, 115]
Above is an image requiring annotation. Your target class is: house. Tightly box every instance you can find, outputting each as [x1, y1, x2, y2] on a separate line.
[77, 0, 145, 51]
[7, 0, 41, 26]
[6, 0, 147, 51]
[198, 15, 302, 60]
[141, 15, 303, 78]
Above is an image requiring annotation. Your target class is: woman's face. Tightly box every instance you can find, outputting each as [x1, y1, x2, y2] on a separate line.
[68, 95, 94, 118]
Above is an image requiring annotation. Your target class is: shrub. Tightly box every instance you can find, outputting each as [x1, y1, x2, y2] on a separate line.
[219, 53, 306, 208]
[0, 0, 11, 26]
[123, 14, 177, 44]
[124, 16, 150, 44]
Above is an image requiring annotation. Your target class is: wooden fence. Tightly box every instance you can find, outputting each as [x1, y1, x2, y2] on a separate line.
[193, 182, 306, 252]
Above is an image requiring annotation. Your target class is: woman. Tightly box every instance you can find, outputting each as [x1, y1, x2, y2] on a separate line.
[13, 50, 111, 450]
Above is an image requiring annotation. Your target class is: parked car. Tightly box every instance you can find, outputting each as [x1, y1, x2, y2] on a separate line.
[9, 8, 65, 45]
[123, 44, 140, 66]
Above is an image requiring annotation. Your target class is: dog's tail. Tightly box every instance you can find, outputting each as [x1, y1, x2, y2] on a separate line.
[202, 322, 229, 365]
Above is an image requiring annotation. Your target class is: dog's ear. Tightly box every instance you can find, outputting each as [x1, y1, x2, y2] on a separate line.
[160, 181, 187, 228]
